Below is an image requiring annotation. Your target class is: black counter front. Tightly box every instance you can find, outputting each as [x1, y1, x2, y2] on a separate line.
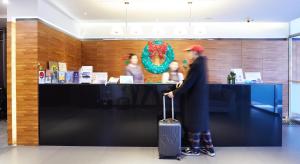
[39, 84, 282, 146]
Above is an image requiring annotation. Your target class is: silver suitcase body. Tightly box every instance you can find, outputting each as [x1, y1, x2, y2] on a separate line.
[158, 96, 181, 159]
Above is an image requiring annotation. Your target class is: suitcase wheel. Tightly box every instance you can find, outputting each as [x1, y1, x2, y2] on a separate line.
[176, 155, 182, 160]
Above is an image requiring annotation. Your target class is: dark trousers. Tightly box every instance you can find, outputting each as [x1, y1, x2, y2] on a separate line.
[177, 94, 213, 150]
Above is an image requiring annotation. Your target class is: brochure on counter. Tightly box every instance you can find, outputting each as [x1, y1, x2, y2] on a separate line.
[39, 63, 140, 85]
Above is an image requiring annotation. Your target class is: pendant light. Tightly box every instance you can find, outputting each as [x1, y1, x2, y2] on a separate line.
[124, 1, 130, 35]
[188, 1, 193, 36]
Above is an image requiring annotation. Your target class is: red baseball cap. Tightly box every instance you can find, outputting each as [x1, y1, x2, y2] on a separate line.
[184, 45, 205, 53]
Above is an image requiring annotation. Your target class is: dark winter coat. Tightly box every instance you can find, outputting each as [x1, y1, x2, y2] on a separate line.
[173, 56, 209, 132]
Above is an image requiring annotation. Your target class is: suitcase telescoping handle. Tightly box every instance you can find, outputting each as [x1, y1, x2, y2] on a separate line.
[163, 95, 174, 120]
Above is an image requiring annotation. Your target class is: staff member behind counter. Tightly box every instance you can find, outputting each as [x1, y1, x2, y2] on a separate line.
[161, 60, 184, 84]
[125, 53, 144, 84]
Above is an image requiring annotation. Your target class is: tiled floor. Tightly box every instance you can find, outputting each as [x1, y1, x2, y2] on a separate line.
[0, 120, 7, 148]
[0, 121, 299, 164]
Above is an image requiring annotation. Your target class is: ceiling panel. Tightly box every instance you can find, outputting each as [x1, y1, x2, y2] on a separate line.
[46, 0, 300, 22]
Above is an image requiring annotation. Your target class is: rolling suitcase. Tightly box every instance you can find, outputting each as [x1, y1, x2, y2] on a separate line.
[158, 95, 182, 160]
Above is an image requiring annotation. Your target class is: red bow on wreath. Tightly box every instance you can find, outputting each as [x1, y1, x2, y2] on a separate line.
[148, 41, 167, 59]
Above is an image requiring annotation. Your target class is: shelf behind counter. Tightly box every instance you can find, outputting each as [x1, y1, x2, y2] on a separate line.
[39, 83, 282, 146]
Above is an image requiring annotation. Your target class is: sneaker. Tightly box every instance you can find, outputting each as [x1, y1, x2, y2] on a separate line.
[200, 148, 215, 157]
[181, 147, 200, 156]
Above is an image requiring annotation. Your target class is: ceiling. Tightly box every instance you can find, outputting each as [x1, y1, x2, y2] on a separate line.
[46, 0, 300, 22]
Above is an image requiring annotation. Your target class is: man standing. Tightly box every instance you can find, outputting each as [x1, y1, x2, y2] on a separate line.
[164, 45, 215, 157]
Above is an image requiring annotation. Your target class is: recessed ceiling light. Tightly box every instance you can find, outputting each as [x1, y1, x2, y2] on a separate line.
[153, 27, 164, 35]
[193, 26, 207, 35]
[2, 0, 9, 4]
[111, 26, 124, 35]
[83, 12, 88, 16]
[130, 27, 142, 35]
[174, 26, 187, 35]
[246, 17, 254, 23]
[204, 17, 213, 20]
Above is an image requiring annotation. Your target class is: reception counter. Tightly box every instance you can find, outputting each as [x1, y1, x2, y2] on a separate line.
[39, 84, 282, 146]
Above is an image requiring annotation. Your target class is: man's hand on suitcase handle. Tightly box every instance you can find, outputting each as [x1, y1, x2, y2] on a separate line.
[176, 81, 183, 88]
[164, 91, 174, 99]
[164, 80, 182, 98]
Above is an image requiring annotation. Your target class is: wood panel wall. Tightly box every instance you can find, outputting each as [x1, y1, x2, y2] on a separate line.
[82, 40, 242, 83]
[38, 21, 81, 71]
[7, 20, 39, 145]
[81, 39, 289, 116]
[16, 21, 39, 145]
[7, 20, 82, 145]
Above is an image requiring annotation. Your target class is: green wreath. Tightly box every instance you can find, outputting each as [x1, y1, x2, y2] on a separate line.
[141, 40, 175, 74]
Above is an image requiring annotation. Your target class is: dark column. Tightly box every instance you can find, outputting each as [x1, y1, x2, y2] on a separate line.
[0, 22, 7, 120]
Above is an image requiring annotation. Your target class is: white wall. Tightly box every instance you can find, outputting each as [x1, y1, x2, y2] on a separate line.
[6, 0, 80, 37]
[7, 0, 38, 20]
[6, 0, 290, 39]
[80, 22, 289, 39]
[290, 18, 300, 35]
[38, 0, 80, 38]
[0, 4, 7, 18]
